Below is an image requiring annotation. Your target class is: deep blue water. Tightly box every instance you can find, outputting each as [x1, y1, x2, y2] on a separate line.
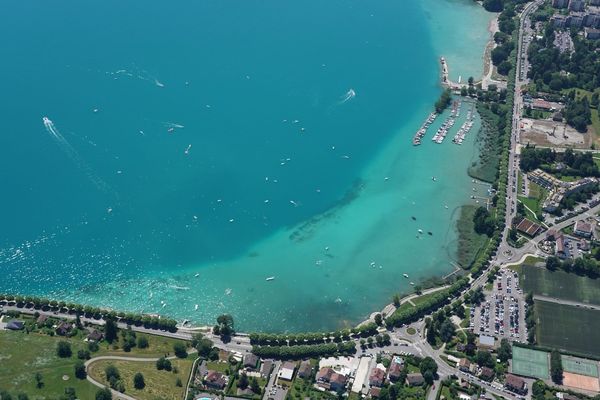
[0, 0, 492, 331]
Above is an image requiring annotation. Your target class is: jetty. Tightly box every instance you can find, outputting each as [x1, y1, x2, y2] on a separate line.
[452, 103, 476, 145]
[431, 100, 461, 144]
[412, 112, 438, 145]
[440, 56, 464, 90]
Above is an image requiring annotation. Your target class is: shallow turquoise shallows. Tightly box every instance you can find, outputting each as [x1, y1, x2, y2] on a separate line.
[0, 0, 493, 332]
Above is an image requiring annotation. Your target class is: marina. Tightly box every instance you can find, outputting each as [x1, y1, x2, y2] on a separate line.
[412, 112, 438, 145]
[431, 100, 460, 144]
[452, 103, 476, 145]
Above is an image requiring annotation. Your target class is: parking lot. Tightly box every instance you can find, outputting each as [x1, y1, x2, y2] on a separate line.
[471, 269, 527, 343]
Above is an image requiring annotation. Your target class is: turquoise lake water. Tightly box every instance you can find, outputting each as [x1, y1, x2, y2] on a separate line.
[0, 0, 493, 332]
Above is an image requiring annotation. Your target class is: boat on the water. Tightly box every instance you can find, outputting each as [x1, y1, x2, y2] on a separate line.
[266, 276, 275, 281]
[403, 274, 409, 278]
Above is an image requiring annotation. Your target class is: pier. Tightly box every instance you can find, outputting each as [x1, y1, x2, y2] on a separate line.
[440, 57, 466, 90]
[412, 112, 438, 145]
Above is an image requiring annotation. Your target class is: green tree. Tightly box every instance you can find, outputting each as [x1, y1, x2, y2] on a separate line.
[34, 372, 44, 389]
[497, 339, 512, 363]
[214, 314, 234, 336]
[374, 313, 383, 326]
[56, 341, 72, 358]
[133, 372, 145, 389]
[95, 387, 112, 400]
[419, 357, 438, 383]
[439, 320, 455, 343]
[136, 336, 148, 349]
[476, 350, 495, 368]
[104, 319, 118, 343]
[550, 350, 563, 384]
[17, 394, 28, 400]
[239, 372, 249, 390]
[74, 361, 87, 379]
[156, 357, 172, 371]
[105, 364, 120, 382]
[175, 377, 183, 387]
[173, 342, 188, 358]
[77, 349, 90, 360]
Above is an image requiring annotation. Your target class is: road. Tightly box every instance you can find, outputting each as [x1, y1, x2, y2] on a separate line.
[533, 294, 600, 310]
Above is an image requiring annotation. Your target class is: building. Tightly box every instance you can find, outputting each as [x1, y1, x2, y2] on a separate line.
[6, 320, 24, 331]
[36, 314, 49, 325]
[552, 0, 569, 8]
[260, 360, 273, 378]
[317, 367, 334, 384]
[406, 373, 424, 387]
[388, 362, 404, 381]
[505, 374, 527, 395]
[569, 0, 585, 11]
[369, 368, 387, 387]
[556, 235, 567, 258]
[458, 358, 471, 373]
[86, 330, 104, 342]
[551, 15, 568, 28]
[204, 371, 227, 390]
[55, 321, 73, 336]
[369, 387, 381, 398]
[243, 353, 259, 370]
[574, 220, 593, 238]
[278, 361, 296, 381]
[516, 218, 543, 237]
[298, 360, 312, 379]
[479, 366, 495, 381]
[330, 373, 348, 392]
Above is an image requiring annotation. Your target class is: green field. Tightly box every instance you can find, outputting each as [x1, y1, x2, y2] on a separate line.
[517, 182, 547, 223]
[0, 331, 98, 399]
[520, 265, 600, 305]
[511, 346, 549, 380]
[88, 358, 195, 400]
[536, 300, 600, 357]
[561, 355, 599, 377]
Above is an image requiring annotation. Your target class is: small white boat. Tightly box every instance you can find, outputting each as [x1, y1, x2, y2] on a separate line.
[403, 274, 409, 278]
[266, 276, 275, 281]
[418, 229, 423, 234]
[194, 304, 199, 310]
[410, 282, 415, 285]
[225, 288, 232, 295]
[194, 273, 200, 277]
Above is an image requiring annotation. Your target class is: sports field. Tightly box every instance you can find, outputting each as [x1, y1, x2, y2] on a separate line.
[536, 300, 600, 357]
[562, 355, 599, 377]
[521, 265, 600, 305]
[511, 345, 549, 379]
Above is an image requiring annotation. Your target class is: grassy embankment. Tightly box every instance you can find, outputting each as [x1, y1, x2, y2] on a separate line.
[456, 205, 489, 268]
[88, 358, 194, 400]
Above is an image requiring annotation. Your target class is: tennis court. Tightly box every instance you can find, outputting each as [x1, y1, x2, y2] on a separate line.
[511, 346, 549, 379]
[562, 355, 599, 377]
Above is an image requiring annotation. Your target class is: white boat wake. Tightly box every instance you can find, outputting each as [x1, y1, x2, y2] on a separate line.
[42, 116, 110, 192]
[339, 88, 356, 104]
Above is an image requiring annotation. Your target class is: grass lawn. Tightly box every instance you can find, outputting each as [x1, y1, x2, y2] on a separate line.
[227, 375, 266, 399]
[520, 264, 600, 305]
[412, 291, 443, 307]
[518, 182, 547, 223]
[88, 357, 195, 400]
[0, 330, 98, 400]
[535, 300, 600, 357]
[406, 327, 417, 335]
[287, 376, 334, 400]
[205, 360, 231, 373]
[99, 332, 189, 358]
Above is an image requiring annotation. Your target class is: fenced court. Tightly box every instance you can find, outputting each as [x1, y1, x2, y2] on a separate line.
[563, 372, 600, 392]
[511, 346, 549, 380]
[562, 355, 599, 377]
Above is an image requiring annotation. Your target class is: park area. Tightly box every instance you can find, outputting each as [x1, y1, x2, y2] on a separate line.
[511, 345, 549, 380]
[536, 301, 600, 357]
[88, 358, 195, 400]
[520, 265, 600, 305]
[0, 330, 98, 399]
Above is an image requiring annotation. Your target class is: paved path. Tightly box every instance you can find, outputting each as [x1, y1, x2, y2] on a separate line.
[84, 350, 197, 400]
